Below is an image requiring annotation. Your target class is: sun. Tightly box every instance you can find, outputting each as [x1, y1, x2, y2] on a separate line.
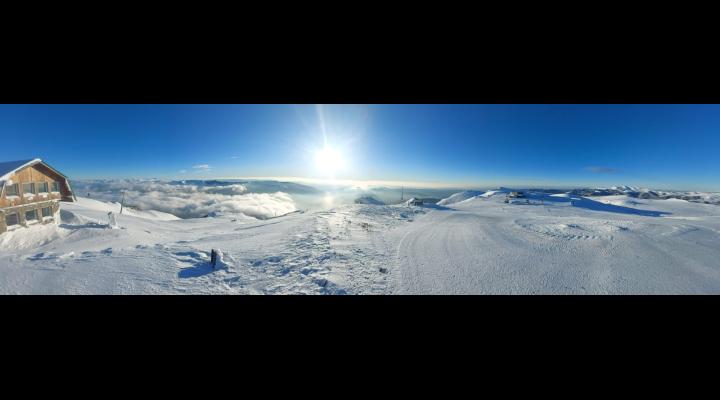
[315, 146, 345, 175]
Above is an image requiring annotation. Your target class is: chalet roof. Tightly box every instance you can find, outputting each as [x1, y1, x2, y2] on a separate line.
[0, 158, 69, 184]
[0, 159, 39, 183]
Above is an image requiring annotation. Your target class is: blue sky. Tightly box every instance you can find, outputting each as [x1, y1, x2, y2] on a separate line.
[0, 104, 718, 191]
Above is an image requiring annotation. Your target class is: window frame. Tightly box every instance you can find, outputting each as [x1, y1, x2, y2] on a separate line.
[41, 206, 53, 218]
[38, 182, 49, 194]
[5, 183, 19, 197]
[25, 209, 38, 222]
[51, 181, 60, 193]
[5, 212, 20, 226]
[23, 182, 36, 195]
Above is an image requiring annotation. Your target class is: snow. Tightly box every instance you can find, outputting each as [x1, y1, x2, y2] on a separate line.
[0, 196, 425, 294]
[0, 159, 40, 183]
[437, 189, 509, 205]
[437, 190, 485, 205]
[392, 193, 720, 294]
[1, 190, 720, 294]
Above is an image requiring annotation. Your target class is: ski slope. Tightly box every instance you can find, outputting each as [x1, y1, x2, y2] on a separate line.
[392, 192, 720, 294]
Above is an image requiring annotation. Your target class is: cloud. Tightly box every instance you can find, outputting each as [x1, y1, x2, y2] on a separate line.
[179, 169, 187, 174]
[70, 180, 296, 220]
[193, 164, 211, 170]
[586, 166, 620, 174]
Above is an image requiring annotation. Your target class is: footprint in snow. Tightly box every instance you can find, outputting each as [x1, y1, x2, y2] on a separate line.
[28, 252, 57, 261]
[27, 252, 75, 261]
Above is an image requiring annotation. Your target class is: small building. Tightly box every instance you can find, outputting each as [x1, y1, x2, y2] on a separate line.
[508, 191, 525, 198]
[407, 197, 441, 206]
[0, 159, 76, 235]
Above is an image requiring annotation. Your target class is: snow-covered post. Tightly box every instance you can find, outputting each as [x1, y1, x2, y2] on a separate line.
[210, 249, 225, 270]
[107, 212, 118, 229]
[119, 191, 126, 214]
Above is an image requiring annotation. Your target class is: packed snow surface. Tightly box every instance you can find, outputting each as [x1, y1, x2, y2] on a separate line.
[2, 191, 720, 294]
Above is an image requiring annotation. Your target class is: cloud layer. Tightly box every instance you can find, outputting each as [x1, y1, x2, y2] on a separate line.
[71, 180, 296, 220]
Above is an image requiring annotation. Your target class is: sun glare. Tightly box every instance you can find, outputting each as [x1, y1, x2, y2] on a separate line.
[315, 146, 345, 175]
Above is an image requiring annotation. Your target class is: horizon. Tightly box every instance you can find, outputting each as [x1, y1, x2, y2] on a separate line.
[1, 104, 718, 192]
[68, 175, 715, 194]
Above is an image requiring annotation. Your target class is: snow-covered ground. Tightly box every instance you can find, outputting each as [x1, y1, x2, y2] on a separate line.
[393, 192, 720, 294]
[2, 191, 720, 294]
[0, 197, 423, 294]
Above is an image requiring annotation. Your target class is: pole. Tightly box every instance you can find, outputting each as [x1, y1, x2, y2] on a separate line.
[119, 191, 125, 214]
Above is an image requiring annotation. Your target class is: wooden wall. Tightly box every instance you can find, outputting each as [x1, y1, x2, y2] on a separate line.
[0, 164, 66, 208]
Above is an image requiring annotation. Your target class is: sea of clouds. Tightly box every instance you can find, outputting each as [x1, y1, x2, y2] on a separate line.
[71, 180, 298, 219]
[69, 179, 464, 220]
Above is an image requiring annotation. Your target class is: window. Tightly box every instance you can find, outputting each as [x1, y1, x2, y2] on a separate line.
[5, 213, 19, 226]
[51, 181, 59, 192]
[41, 206, 52, 218]
[25, 209, 37, 221]
[38, 182, 49, 193]
[23, 182, 35, 195]
[5, 183, 19, 196]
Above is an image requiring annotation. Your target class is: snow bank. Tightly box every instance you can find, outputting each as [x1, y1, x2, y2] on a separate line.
[0, 223, 65, 251]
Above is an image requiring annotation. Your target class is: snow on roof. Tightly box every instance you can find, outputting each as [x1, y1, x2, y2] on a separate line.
[0, 159, 41, 184]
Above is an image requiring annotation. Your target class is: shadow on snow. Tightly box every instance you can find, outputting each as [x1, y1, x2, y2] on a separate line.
[176, 251, 215, 278]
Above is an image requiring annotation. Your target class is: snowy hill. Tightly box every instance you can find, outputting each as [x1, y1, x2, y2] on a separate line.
[437, 189, 508, 205]
[0, 197, 427, 294]
[566, 186, 720, 205]
[437, 190, 485, 205]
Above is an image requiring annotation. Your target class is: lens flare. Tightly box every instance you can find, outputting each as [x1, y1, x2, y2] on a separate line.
[315, 146, 345, 175]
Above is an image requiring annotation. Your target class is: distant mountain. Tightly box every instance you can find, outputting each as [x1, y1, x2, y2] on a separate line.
[434, 186, 720, 206]
[567, 186, 720, 205]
